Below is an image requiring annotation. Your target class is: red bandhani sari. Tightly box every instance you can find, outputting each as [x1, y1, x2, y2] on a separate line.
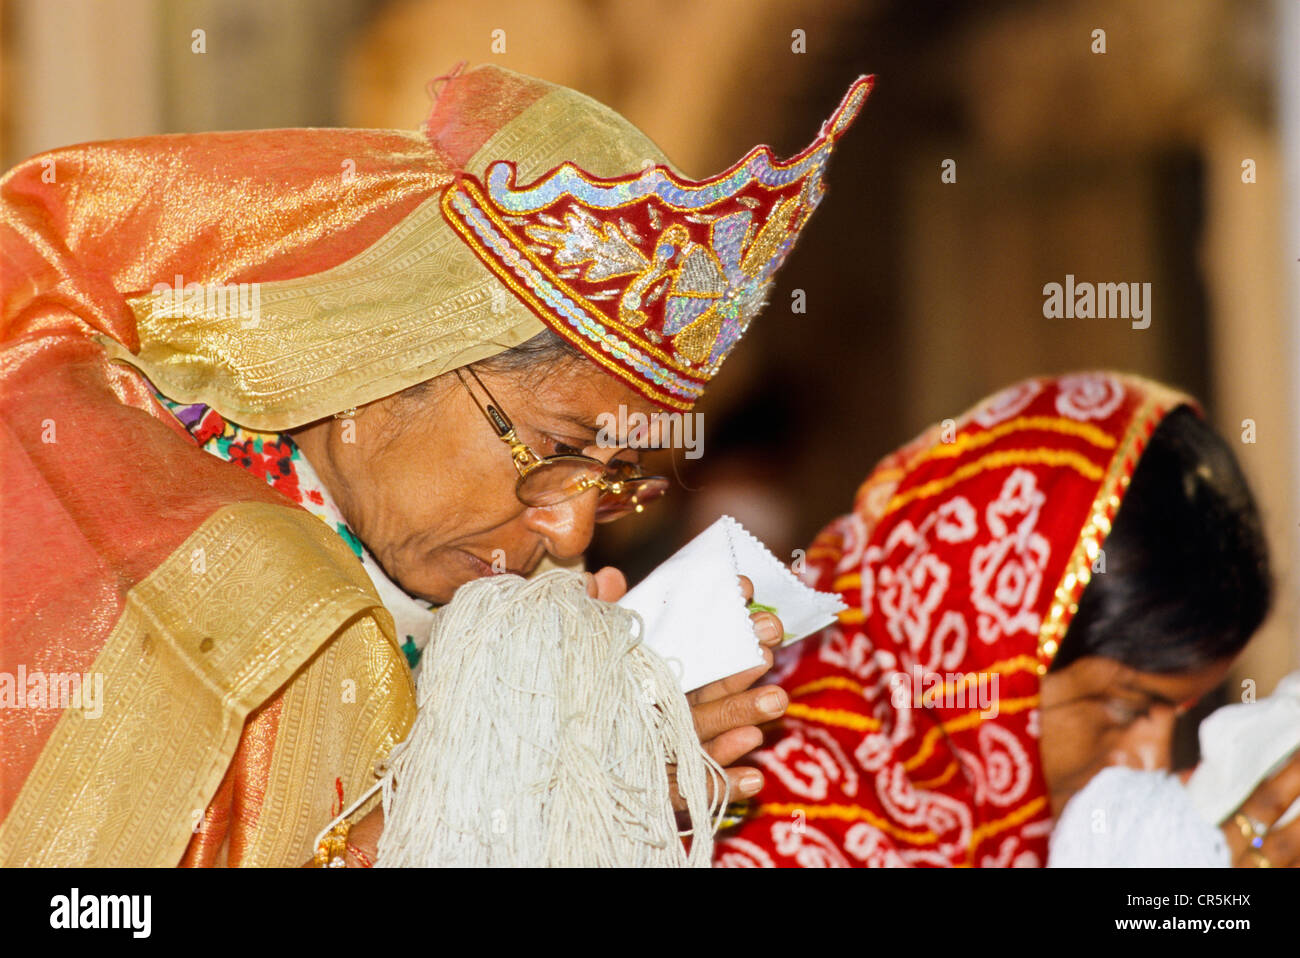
[715, 373, 1193, 867]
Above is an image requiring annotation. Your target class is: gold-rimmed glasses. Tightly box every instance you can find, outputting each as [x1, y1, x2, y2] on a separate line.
[455, 366, 668, 523]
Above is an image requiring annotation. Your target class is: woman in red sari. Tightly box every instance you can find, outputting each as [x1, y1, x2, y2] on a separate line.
[716, 372, 1295, 867]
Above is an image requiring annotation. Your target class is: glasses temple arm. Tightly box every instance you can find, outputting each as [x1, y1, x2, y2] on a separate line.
[456, 368, 519, 438]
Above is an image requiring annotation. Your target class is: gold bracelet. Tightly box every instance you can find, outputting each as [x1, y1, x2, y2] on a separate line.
[312, 821, 351, 868]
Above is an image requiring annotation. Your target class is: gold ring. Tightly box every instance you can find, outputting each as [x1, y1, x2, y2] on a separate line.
[1233, 812, 1268, 847]
[1248, 848, 1272, 868]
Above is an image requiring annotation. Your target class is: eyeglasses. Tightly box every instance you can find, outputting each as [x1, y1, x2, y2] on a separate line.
[456, 366, 669, 523]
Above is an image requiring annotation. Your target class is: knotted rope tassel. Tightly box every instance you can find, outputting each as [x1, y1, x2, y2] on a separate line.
[375, 569, 728, 867]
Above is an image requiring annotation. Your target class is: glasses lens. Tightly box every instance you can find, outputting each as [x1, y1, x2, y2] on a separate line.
[594, 474, 668, 523]
[515, 456, 606, 507]
[515, 456, 668, 521]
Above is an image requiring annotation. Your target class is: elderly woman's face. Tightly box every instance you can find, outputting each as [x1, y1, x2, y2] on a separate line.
[292, 360, 660, 604]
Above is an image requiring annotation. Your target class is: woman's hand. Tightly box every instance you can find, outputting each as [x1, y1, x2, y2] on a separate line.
[586, 568, 787, 811]
[677, 575, 786, 809]
[674, 648, 785, 811]
[1222, 749, 1300, 867]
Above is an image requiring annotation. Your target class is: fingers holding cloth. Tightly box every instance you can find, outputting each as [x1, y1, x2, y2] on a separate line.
[1190, 671, 1300, 867]
[616, 516, 846, 808]
[618, 515, 845, 692]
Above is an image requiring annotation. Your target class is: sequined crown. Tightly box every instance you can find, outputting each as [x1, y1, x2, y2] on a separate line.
[440, 76, 873, 410]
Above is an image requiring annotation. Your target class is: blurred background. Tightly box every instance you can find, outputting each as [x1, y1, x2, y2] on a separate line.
[3, 0, 1296, 749]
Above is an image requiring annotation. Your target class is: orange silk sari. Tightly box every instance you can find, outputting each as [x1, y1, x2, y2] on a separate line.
[0, 63, 666, 866]
[0, 126, 436, 866]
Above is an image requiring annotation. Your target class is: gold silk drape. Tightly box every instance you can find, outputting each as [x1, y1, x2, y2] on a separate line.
[0, 63, 675, 865]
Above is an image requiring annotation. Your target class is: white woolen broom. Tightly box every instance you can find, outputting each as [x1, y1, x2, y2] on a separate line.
[369, 569, 728, 867]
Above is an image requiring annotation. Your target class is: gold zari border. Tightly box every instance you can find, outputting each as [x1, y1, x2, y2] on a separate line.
[0, 502, 415, 866]
[1035, 383, 1191, 669]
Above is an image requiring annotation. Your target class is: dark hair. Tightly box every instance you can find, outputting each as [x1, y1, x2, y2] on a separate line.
[471, 329, 585, 375]
[1050, 406, 1272, 674]
[397, 329, 585, 404]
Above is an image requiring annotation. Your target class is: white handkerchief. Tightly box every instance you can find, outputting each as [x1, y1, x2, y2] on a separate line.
[618, 515, 846, 692]
[1186, 670, 1300, 829]
[1048, 767, 1230, 867]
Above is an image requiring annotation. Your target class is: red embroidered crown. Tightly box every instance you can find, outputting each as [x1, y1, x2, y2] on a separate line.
[440, 76, 873, 409]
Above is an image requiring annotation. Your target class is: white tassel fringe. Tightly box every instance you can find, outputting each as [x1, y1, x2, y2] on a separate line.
[375, 569, 729, 867]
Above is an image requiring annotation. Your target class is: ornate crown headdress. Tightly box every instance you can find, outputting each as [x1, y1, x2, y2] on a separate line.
[440, 75, 873, 410]
[70, 66, 873, 431]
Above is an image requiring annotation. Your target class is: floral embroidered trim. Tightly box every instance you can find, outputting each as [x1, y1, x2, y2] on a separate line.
[442, 180, 704, 409]
[438, 76, 873, 410]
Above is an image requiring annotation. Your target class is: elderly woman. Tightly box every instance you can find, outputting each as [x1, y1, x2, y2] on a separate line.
[714, 373, 1298, 868]
[0, 63, 871, 866]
